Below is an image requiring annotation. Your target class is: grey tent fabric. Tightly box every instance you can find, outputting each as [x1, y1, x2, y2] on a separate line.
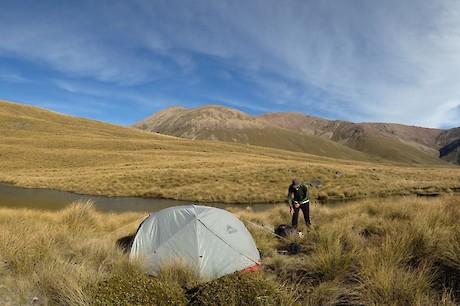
[129, 205, 260, 279]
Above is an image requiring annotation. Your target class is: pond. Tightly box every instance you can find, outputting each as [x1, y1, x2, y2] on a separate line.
[0, 183, 275, 213]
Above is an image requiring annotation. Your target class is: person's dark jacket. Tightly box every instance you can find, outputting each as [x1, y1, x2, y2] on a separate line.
[287, 182, 309, 208]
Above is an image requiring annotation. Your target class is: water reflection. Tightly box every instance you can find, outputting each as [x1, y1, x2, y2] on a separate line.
[0, 183, 275, 213]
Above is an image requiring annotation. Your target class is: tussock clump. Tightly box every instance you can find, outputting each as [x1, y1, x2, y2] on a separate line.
[155, 260, 201, 290]
[306, 280, 363, 306]
[58, 200, 98, 231]
[187, 271, 293, 306]
[2, 195, 460, 305]
[90, 272, 187, 306]
[433, 226, 460, 302]
[0, 204, 145, 305]
[306, 231, 361, 283]
[30, 259, 94, 306]
[358, 259, 437, 305]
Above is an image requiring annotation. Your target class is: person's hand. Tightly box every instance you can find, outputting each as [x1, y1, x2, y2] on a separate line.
[294, 202, 300, 209]
[289, 207, 294, 215]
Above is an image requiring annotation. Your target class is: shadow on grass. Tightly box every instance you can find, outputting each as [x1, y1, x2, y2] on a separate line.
[116, 234, 135, 253]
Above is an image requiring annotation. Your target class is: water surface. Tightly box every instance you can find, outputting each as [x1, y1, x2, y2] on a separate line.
[0, 183, 274, 213]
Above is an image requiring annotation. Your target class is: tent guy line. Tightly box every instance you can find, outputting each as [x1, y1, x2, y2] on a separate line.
[197, 218, 260, 265]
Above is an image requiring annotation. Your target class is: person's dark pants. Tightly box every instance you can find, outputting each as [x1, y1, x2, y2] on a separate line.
[292, 202, 311, 229]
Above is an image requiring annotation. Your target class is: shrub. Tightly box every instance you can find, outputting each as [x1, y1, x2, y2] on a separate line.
[90, 272, 187, 306]
[187, 271, 293, 306]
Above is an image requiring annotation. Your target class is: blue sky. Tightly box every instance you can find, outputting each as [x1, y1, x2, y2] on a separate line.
[1, 0, 459, 129]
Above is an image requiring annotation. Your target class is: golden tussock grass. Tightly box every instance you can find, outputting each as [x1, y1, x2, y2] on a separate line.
[236, 195, 460, 305]
[1, 100, 460, 304]
[1, 100, 460, 204]
[0, 196, 459, 304]
[0, 201, 144, 305]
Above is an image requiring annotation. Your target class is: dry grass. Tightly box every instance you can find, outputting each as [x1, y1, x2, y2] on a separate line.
[0, 201, 144, 305]
[241, 195, 460, 305]
[1, 99, 460, 305]
[1, 100, 459, 205]
[1, 196, 459, 305]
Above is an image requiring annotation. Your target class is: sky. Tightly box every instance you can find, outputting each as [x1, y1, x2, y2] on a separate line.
[1, 0, 459, 129]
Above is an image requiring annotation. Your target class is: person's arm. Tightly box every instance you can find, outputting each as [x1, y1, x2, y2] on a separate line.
[287, 187, 295, 215]
[287, 187, 293, 208]
[301, 184, 309, 202]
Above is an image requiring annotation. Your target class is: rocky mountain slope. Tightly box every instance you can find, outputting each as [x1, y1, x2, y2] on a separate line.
[133, 105, 374, 162]
[437, 127, 460, 164]
[257, 112, 459, 165]
[134, 105, 458, 165]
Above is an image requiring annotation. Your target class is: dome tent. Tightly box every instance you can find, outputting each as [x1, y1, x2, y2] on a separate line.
[129, 205, 260, 279]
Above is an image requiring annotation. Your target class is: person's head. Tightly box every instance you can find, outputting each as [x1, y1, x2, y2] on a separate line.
[292, 178, 300, 187]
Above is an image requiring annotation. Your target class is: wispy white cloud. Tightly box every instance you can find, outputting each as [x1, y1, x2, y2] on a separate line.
[0, 68, 29, 83]
[0, 3, 164, 85]
[1, 0, 459, 128]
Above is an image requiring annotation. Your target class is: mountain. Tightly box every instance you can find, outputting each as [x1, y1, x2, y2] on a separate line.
[257, 112, 460, 165]
[133, 105, 272, 136]
[133, 105, 374, 162]
[2, 99, 459, 204]
[257, 112, 448, 165]
[133, 105, 452, 165]
[437, 127, 460, 164]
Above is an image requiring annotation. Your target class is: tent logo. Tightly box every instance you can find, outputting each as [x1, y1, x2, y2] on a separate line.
[227, 225, 238, 234]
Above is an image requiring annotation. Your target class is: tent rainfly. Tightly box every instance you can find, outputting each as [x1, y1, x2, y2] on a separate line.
[129, 205, 261, 279]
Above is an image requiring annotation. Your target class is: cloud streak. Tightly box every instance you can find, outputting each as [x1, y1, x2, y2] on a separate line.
[0, 0, 459, 128]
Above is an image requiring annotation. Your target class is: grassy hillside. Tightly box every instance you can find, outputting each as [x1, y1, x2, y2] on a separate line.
[258, 112, 448, 165]
[1, 100, 460, 203]
[345, 134, 446, 165]
[329, 124, 446, 165]
[1, 196, 459, 305]
[172, 126, 375, 162]
[133, 105, 375, 162]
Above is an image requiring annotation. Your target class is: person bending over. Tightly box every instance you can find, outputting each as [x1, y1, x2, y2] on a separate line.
[287, 178, 311, 228]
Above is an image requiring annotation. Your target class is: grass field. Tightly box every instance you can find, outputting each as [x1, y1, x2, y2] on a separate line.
[0, 196, 459, 305]
[1, 100, 460, 304]
[1, 100, 459, 204]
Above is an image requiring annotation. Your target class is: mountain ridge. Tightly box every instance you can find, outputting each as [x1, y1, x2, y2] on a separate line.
[2, 99, 460, 205]
[133, 105, 376, 162]
[134, 105, 459, 165]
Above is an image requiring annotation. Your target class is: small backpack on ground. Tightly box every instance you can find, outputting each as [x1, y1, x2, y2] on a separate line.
[274, 224, 301, 255]
[274, 224, 297, 238]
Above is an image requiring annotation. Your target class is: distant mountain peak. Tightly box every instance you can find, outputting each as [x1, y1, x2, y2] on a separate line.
[134, 104, 458, 165]
[133, 105, 272, 136]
